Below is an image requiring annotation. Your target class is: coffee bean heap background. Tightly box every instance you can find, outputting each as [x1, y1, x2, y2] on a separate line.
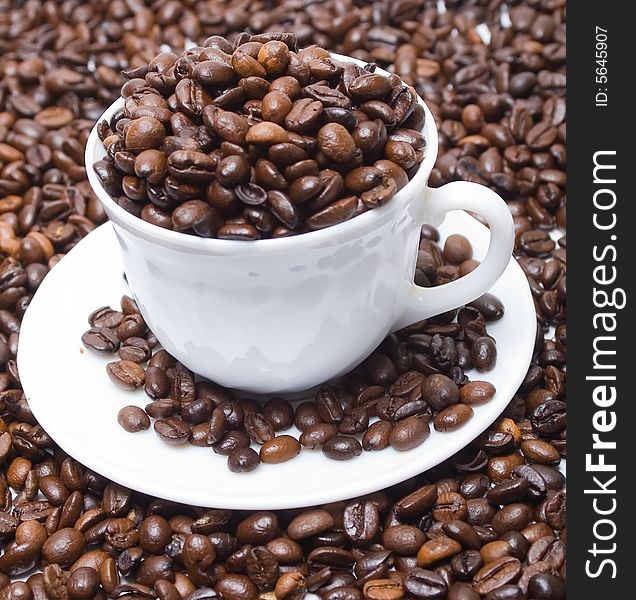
[0, 1, 565, 599]
[82, 230, 500, 472]
[93, 34, 427, 239]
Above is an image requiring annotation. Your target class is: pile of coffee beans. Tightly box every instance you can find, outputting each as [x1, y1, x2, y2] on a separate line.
[0, 0, 566, 597]
[0, 436, 564, 600]
[81, 231, 500, 472]
[93, 35, 427, 239]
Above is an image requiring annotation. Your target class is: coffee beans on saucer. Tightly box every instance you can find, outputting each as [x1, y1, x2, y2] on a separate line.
[93, 36, 427, 239]
[81, 229, 501, 472]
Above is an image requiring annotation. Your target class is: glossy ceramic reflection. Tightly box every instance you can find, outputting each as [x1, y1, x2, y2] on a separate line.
[85, 54, 514, 393]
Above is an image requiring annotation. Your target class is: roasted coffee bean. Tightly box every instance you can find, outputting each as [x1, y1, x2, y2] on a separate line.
[213, 431, 250, 456]
[261, 398, 294, 431]
[382, 525, 426, 555]
[215, 574, 258, 600]
[322, 436, 363, 461]
[343, 500, 380, 544]
[106, 360, 145, 391]
[450, 549, 483, 580]
[118, 337, 152, 363]
[287, 509, 334, 541]
[275, 572, 307, 600]
[389, 415, 429, 451]
[299, 424, 338, 449]
[443, 235, 472, 265]
[154, 417, 191, 446]
[362, 579, 404, 600]
[421, 375, 459, 410]
[471, 338, 497, 371]
[404, 568, 447, 599]
[139, 515, 172, 554]
[82, 327, 120, 353]
[117, 406, 151, 433]
[487, 479, 530, 505]
[473, 557, 522, 596]
[259, 436, 301, 464]
[469, 294, 505, 322]
[228, 448, 260, 473]
[41, 527, 86, 568]
[315, 386, 345, 423]
[362, 421, 393, 451]
[441, 520, 481, 550]
[459, 381, 496, 405]
[244, 412, 275, 444]
[67, 567, 100, 599]
[434, 405, 473, 432]
[417, 537, 462, 568]
[144, 367, 170, 399]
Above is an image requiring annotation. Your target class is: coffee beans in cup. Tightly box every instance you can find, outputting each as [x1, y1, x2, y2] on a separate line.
[93, 35, 427, 239]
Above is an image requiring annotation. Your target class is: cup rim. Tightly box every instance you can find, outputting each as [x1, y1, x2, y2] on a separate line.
[85, 53, 439, 254]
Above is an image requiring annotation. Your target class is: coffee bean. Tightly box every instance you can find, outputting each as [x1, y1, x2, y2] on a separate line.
[488, 454, 525, 482]
[228, 447, 260, 473]
[117, 406, 151, 433]
[448, 582, 479, 600]
[139, 515, 172, 555]
[520, 439, 561, 465]
[244, 412, 275, 444]
[125, 117, 165, 150]
[459, 381, 496, 405]
[299, 424, 337, 449]
[492, 504, 532, 535]
[106, 360, 145, 391]
[443, 235, 472, 265]
[487, 479, 529, 505]
[66, 567, 100, 599]
[215, 574, 258, 600]
[417, 537, 462, 568]
[42, 527, 86, 568]
[421, 375, 459, 410]
[82, 327, 120, 353]
[144, 367, 170, 399]
[263, 398, 294, 431]
[441, 520, 481, 551]
[471, 337, 497, 371]
[118, 337, 151, 363]
[362, 579, 404, 600]
[213, 430, 250, 455]
[382, 525, 426, 555]
[362, 420, 393, 451]
[287, 510, 334, 541]
[259, 436, 301, 464]
[322, 436, 363, 460]
[434, 405, 473, 432]
[275, 572, 307, 600]
[473, 557, 522, 596]
[404, 568, 447, 599]
[154, 417, 191, 446]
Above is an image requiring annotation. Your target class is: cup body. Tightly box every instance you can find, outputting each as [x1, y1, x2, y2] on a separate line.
[86, 57, 440, 393]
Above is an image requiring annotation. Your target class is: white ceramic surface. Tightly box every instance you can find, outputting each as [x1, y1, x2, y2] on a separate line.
[85, 54, 514, 393]
[18, 212, 534, 510]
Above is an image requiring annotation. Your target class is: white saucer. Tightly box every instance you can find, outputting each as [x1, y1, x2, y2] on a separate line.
[18, 211, 535, 510]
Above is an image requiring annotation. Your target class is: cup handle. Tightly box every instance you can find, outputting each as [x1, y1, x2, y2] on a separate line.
[393, 180, 514, 331]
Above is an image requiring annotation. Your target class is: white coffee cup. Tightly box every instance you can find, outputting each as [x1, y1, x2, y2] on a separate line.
[86, 54, 514, 394]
